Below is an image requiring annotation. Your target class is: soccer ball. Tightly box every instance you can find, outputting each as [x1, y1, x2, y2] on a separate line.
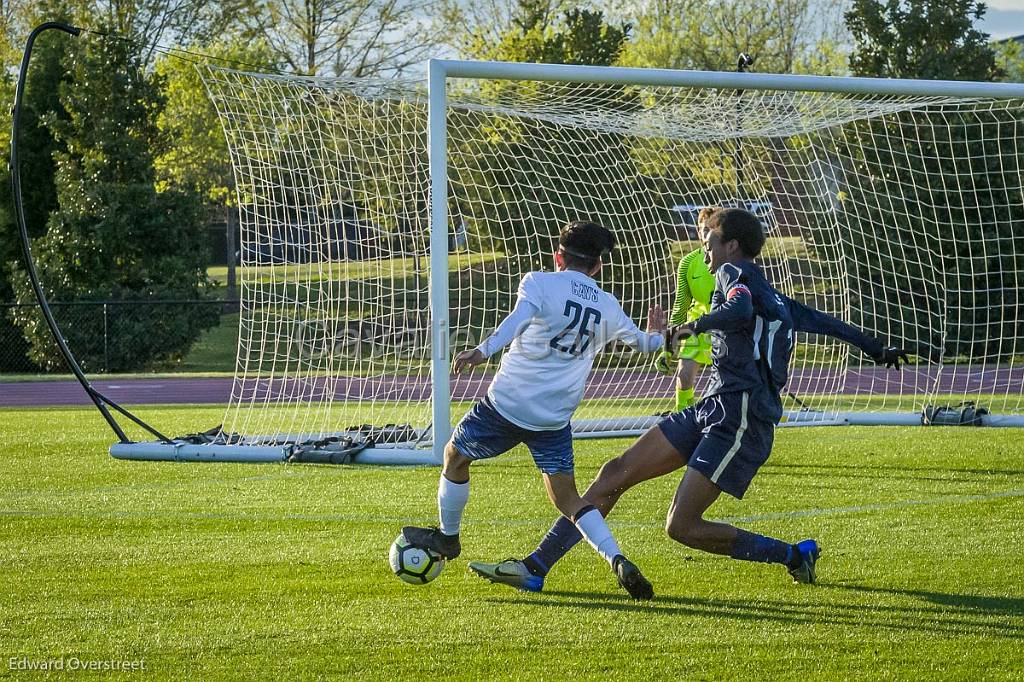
[389, 532, 445, 585]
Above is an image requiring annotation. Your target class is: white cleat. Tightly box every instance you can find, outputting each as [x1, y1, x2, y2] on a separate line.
[468, 558, 544, 592]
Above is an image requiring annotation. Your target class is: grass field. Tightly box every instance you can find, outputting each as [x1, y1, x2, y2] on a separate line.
[2, 405, 1023, 679]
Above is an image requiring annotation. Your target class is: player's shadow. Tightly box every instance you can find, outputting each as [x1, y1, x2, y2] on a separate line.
[493, 585, 1024, 639]
[821, 583, 1024, 618]
[762, 462, 1024, 484]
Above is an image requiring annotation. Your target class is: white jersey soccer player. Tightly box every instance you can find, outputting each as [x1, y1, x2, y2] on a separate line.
[402, 220, 665, 599]
[482, 269, 662, 431]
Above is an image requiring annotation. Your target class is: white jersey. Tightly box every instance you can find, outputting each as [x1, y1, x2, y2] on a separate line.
[480, 270, 662, 431]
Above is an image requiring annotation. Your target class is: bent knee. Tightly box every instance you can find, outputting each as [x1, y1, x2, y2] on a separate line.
[665, 517, 702, 547]
[551, 492, 585, 519]
[443, 442, 472, 475]
[594, 455, 633, 492]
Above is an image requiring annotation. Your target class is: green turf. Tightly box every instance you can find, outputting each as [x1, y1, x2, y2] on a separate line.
[2, 405, 1023, 679]
[206, 251, 505, 286]
[170, 312, 239, 373]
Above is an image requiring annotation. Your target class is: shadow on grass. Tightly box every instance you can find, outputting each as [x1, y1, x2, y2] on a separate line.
[822, 583, 1024, 617]
[487, 585, 1024, 639]
[764, 462, 1024, 483]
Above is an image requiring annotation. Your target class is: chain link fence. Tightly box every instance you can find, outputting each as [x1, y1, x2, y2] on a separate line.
[0, 300, 240, 375]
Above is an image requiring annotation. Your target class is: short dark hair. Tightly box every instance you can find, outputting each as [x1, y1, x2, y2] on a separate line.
[558, 220, 617, 269]
[706, 208, 765, 258]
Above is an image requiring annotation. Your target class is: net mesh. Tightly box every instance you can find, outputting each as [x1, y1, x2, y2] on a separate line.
[200, 66, 1024, 445]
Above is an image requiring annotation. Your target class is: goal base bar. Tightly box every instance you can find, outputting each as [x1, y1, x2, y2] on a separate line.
[110, 410, 1024, 465]
[830, 411, 1024, 427]
[572, 410, 1024, 434]
[109, 442, 440, 466]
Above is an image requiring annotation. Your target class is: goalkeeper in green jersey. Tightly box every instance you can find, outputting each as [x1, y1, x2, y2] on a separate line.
[656, 206, 718, 411]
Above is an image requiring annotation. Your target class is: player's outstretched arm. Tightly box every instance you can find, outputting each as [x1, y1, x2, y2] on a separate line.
[669, 252, 696, 326]
[460, 295, 539, 373]
[785, 295, 910, 370]
[613, 304, 666, 354]
[691, 265, 754, 333]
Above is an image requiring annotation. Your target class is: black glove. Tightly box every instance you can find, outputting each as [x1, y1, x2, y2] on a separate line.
[654, 351, 676, 375]
[663, 324, 694, 356]
[873, 346, 909, 370]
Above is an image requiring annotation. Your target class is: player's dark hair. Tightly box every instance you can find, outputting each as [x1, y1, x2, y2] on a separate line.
[558, 220, 617, 270]
[706, 208, 765, 258]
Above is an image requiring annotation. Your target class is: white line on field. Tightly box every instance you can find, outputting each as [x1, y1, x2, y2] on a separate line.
[0, 488, 1022, 528]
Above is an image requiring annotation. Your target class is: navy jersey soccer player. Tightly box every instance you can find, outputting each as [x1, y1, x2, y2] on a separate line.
[469, 208, 909, 592]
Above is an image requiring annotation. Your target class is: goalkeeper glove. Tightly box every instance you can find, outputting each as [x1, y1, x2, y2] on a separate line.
[873, 346, 909, 370]
[663, 323, 695, 356]
[654, 351, 676, 375]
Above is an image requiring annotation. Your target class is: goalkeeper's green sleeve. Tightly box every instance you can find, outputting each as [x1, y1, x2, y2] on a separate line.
[669, 249, 699, 325]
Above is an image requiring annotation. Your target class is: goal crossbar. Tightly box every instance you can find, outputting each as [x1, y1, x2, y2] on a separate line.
[433, 59, 1024, 98]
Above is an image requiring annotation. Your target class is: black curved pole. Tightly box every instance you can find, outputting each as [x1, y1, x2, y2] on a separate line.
[734, 53, 754, 199]
[11, 22, 172, 444]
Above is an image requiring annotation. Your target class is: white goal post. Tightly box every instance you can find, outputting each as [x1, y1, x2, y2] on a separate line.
[110, 59, 1024, 466]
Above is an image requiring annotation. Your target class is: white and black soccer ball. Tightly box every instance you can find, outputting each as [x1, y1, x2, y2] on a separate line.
[389, 532, 445, 585]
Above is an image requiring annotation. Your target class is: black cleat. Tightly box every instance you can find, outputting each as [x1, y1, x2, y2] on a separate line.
[613, 555, 654, 600]
[401, 525, 461, 560]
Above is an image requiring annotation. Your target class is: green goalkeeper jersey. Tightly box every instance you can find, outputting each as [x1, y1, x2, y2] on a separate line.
[670, 248, 715, 325]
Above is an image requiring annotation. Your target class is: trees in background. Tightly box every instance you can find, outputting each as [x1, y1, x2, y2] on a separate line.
[994, 39, 1024, 84]
[7, 31, 216, 371]
[458, 0, 631, 65]
[444, 0, 638, 262]
[615, 0, 849, 74]
[153, 39, 277, 208]
[230, 0, 441, 76]
[847, 0, 1001, 80]
[838, 0, 1016, 361]
[0, 17, 74, 370]
[1, 0, 1020, 372]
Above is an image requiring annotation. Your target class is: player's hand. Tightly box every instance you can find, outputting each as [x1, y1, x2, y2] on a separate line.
[664, 323, 694, 355]
[654, 351, 675, 375]
[647, 304, 667, 333]
[873, 346, 909, 370]
[452, 349, 486, 374]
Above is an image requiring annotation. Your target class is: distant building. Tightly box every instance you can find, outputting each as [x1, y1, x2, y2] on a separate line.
[669, 200, 777, 240]
[995, 34, 1024, 46]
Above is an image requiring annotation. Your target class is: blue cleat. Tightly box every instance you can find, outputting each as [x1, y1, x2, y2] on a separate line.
[788, 539, 820, 584]
[468, 558, 544, 592]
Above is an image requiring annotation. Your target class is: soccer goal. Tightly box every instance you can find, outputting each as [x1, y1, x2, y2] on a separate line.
[108, 59, 1024, 466]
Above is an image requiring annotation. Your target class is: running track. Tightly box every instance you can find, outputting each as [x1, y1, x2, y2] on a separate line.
[2, 366, 1021, 407]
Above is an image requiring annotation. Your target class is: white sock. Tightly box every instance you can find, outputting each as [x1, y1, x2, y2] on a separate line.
[573, 507, 621, 568]
[437, 476, 469, 536]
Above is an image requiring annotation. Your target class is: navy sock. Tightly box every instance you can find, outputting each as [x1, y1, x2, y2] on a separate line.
[730, 529, 792, 565]
[525, 515, 583, 577]
[522, 556, 546, 576]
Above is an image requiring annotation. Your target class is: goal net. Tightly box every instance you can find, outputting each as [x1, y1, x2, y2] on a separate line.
[128, 62, 1024, 464]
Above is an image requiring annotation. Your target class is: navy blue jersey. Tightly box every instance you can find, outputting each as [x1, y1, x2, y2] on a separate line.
[691, 261, 883, 423]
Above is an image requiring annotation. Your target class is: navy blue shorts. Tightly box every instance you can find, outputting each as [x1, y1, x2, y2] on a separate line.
[657, 391, 774, 499]
[450, 398, 574, 475]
